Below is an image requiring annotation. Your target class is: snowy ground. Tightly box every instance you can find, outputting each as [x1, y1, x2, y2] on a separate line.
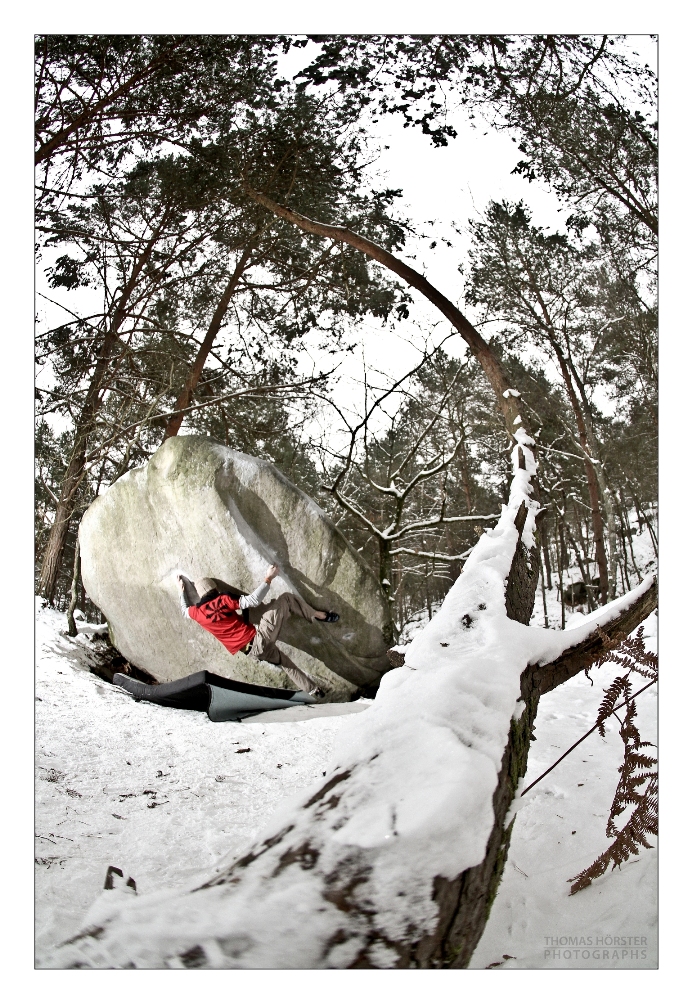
[35, 520, 657, 969]
[35, 607, 372, 961]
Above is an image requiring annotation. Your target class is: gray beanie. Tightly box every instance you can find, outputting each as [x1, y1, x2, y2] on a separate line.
[194, 577, 217, 599]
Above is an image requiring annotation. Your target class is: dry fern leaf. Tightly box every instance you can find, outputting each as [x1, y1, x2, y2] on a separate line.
[569, 629, 658, 895]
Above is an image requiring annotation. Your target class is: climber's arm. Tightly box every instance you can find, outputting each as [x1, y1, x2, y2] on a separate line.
[238, 582, 270, 609]
[238, 564, 279, 608]
[177, 575, 192, 618]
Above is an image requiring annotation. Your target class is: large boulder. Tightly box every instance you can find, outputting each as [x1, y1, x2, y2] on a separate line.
[79, 435, 391, 698]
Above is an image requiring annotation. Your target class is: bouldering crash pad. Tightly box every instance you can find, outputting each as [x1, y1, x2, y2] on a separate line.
[113, 670, 315, 722]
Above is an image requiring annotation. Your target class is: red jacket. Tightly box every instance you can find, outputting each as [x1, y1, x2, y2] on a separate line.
[188, 594, 256, 655]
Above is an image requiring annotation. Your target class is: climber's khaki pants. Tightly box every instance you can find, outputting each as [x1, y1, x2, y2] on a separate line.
[247, 593, 322, 692]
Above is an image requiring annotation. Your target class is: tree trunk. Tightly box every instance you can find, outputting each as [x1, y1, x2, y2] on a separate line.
[397, 580, 655, 967]
[50, 562, 656, 970]
[47, 195, 659, 972]
[244, 190, 541, 616]
[233, 193, 552, 959]
[541, 522, 553, 590]
[551, 344, 608, 603]
[539, 547, 549, 628]
[532, 479, 552, 589]
[163, 248, 252, 440]
[39, 449, 87, 603]
[244, 189, 526, 440]
[560, 503, 594, 611]
[66, 537, 81, 637]
[558, 522, 566, 628]
[566, 358, 623, 601]
[35, 39, 186, 165]
[599, 473, 619, 601]
[378, 539, 396, 646]
[621, 498, 643, 581]
[457, 420, 474, 514]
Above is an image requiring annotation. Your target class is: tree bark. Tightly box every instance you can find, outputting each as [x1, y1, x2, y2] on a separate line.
[234, 192, 549, 964]
[377, 539, 396, 646]
[66, 538, 80, 637]
[53, 196, 658, 973]
[539, 547, 549, 628]
[559, 501, 594, 611]
[566, 356, 622, 601]
[163, 247, 252, 440]
[599, 473, 619, 601]
[555, 521, 566, 628]
[53, 573, 656, 970]
[620, 498, 642, 581]
[550, 343, 608, 603]
[35, 39, 186, 165]
[407, 577, 657, 968]
[540, 520, 553, 590]
[244, 190, 542, 619]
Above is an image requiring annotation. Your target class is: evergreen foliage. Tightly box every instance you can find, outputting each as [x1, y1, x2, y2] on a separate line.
[34, 32, 658, 947]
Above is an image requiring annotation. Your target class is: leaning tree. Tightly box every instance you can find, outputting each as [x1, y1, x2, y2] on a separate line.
[36, 81, 409, 604]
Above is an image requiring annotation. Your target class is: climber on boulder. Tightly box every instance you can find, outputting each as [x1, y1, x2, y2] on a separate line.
[177, 565, 339, 698]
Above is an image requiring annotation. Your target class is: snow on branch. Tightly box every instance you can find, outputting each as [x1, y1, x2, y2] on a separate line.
[389, 547, 473, 561]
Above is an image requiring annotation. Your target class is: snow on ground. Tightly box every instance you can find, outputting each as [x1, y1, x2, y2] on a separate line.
[35, 514, 657, 968]
[35, 603, 370, 960]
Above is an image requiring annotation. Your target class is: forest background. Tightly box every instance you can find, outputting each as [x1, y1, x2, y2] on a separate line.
[8, 3, 685, 982]
[34, 32, 657, 651]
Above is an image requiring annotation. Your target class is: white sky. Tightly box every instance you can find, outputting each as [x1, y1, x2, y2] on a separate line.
[279, 37, 571, 394]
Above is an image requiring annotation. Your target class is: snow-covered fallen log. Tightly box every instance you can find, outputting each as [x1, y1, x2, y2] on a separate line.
[43, 430, 656, 970]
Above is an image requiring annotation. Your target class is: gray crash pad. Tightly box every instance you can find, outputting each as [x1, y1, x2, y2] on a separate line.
[113, 670, 315, 722]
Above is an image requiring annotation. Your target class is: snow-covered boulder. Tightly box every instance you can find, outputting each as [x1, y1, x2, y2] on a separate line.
[79, 435, 391, 696]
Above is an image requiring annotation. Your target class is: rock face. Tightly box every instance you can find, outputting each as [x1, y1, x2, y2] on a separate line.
[79, 435, 391, 698]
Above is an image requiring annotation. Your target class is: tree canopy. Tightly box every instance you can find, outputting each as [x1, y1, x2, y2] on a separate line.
[36, 31, 657, 632]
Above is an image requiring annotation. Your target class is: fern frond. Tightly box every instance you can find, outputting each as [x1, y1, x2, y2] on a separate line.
[569, 774, 657, 894]
[627, 754, 657, 770]
[597, 676, 631, 736]
[570, 630, 658, 894]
